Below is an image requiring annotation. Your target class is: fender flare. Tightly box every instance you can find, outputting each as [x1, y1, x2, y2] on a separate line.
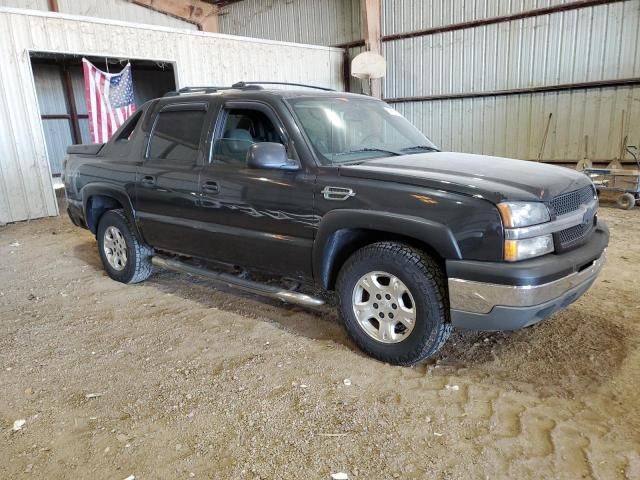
[313, 209, 462, 289]
[81, 183, 142, 238]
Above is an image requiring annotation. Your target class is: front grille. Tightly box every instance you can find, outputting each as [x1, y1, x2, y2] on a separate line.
[548, 184, 597, 252]
[548, 184, 595, 216]
[556, 221, 594, 250]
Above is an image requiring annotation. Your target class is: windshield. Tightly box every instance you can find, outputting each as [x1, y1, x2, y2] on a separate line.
[287, 97, 438, 165]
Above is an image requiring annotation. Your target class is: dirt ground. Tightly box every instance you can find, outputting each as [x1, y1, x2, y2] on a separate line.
[1, 204, 639, 479]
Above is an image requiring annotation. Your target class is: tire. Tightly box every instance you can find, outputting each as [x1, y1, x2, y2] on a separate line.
[617, 192, 636, 210]
[336, 242, 452, 365]
[96, 209, 153, 284]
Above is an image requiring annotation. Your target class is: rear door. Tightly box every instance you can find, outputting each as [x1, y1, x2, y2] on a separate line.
[196, 100, 317, 280]
[135, 101, 211, 256]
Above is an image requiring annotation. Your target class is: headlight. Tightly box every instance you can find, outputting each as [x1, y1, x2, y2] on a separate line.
[504, 234, 554, 261]
[497, 202, 550, 228]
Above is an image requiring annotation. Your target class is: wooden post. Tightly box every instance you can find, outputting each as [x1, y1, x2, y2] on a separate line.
[62, 66, 82, 145]
[47, 0, 59, 12]
[199, 13, 219, 33]
[361, 0, 382, 98]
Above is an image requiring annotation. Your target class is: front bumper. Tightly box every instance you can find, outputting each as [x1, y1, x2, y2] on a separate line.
[447, 223, 608, 331]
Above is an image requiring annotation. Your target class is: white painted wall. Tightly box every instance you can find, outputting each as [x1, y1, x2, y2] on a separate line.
[0, 7, 344, 224]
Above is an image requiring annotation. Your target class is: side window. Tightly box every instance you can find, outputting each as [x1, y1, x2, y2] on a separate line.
[212, 108, 283, 166]
[148, 108, 206, 164]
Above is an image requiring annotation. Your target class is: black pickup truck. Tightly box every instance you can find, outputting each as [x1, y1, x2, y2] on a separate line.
[63, 82, 608, 365]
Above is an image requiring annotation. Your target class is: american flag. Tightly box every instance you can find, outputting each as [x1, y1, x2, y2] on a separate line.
[82, 59, 136, 144]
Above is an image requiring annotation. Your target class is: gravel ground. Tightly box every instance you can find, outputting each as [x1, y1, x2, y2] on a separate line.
[1, 206, 639, 479]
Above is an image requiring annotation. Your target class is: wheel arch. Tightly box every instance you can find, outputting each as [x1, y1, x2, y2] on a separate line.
[313, 210, 462, 290]
[81, 184, 140, 237]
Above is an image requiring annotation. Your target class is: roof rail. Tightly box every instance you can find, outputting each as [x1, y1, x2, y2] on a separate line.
[232, 81, 335, 91]
[163, 81, 334, 97]
[164, 86, 233, 97]
[163, 84, 264, 97]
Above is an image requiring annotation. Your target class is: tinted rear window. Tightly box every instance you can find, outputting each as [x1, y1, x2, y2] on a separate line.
[148, 109, 206, 164]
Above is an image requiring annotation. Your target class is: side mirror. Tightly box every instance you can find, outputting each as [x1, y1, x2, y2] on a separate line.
[247, 142, 299, 171]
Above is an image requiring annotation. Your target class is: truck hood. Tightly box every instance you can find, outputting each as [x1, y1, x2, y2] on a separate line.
[339, 152, 591, 203]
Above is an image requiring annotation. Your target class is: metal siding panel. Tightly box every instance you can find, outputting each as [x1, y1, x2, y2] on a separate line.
[384, 2, 640, 96]
[79, 118, 91, 143]
[41, 119, 73, 175]
[382, 0, 640, 167]
[0, 14, 56, 223]
[0, 0, 47, 8]
[57, 0, 198, 30]
[218, 0, 362, 46]
[382, 0, 573, 34]
[398, 85, 640, 163]
[32, 63, 68, 115]
[0, 16, 22, 223]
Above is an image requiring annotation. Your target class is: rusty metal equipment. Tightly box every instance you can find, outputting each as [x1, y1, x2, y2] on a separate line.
[583, 146, 640, 210]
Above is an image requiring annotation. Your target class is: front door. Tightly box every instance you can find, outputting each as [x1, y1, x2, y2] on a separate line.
[197, 102, 317, 280]
[135, 102, 209, 256]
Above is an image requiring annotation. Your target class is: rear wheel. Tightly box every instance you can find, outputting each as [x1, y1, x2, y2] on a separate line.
[97, 209, 153, 284]
[617, 192, 636, 210]
[336, 242, 451, 365]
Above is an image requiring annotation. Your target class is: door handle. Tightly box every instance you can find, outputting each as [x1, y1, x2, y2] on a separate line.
[202, 181, 220, 194]
[141, 175, 155, 186]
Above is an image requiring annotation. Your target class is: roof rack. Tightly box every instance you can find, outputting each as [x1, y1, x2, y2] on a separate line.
[232, 81, 335, 91]
[163, 85, 257, 97]
[163, 81, 334, 97]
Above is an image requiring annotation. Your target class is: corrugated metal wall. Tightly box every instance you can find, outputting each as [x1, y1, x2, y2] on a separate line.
[58, 0, 198, 30]
[383, 0, 574, 33]
[219, 0, 362, 45]
[382, 0, 640, 164]
[32, 63, 72, 175]
[0, 8, 344, 224]
[0, 0, 197, 29]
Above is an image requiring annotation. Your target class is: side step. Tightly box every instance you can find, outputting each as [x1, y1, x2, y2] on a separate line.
[151, 256, 325, 308]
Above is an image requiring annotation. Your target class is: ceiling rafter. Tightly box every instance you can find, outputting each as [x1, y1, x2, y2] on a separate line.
[200, 0, 243, 6]
[129, 0, 223, 32]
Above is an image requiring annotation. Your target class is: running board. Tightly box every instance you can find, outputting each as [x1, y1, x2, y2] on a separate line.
[151, 256, 325, 308]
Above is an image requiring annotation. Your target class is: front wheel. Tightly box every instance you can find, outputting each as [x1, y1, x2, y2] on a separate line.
[336, 242, 451, 365]
[97, 209, 153, 284]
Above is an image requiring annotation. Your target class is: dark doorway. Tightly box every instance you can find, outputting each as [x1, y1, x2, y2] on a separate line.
[29, 52, 176, 178]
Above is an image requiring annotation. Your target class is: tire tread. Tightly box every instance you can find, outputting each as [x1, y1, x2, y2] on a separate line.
[99, 209, 153, 284]
[336, 242, 451, 365]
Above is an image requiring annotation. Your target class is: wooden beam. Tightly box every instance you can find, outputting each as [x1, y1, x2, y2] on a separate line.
[130, 0, 219, 32]
[361, 0, 382, 98]
[62, 67, 83, 145]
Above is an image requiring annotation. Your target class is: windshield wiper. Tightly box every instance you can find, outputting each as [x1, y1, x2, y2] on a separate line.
[335, 147, 402, 157]
[401, 145, 440, 153]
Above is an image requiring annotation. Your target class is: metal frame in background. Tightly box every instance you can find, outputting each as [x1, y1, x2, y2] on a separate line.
[36, 64, 86, 147]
